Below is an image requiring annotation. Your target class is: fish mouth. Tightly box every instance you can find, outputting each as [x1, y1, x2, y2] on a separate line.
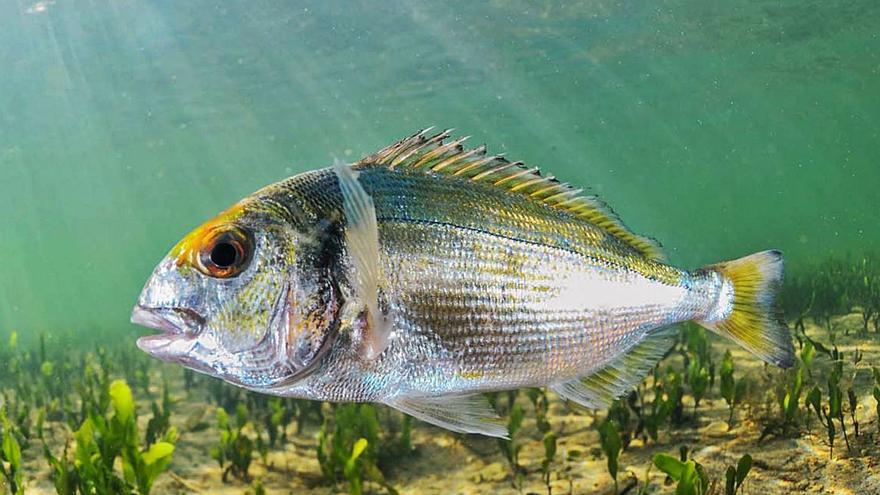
[131, 305, 204, 355]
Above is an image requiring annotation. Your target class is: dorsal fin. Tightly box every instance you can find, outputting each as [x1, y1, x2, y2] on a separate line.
[357, 128, 665, 261]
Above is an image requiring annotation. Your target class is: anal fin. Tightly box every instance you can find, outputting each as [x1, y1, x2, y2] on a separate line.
[386, 394, 508, 438]
[550, 327, 676, 409]
[334, 159, 391, 360]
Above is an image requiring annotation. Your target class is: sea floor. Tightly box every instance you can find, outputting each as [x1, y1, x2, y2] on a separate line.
[16, 314, 880, 495]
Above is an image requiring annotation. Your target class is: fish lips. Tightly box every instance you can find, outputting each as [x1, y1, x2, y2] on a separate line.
[131, 305, 204, 359]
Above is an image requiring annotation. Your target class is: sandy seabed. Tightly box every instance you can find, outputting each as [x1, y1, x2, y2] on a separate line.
[17, 315, 880, 495]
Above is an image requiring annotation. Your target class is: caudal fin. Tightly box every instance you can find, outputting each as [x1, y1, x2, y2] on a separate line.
[697, 250, 795, 368]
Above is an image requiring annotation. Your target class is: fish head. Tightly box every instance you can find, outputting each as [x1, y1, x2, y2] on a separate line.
[132, 198, 339, 389]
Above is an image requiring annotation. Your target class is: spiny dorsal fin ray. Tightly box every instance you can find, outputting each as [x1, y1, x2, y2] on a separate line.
[358, 128, 665, 261]
[549, 327, 677, 409]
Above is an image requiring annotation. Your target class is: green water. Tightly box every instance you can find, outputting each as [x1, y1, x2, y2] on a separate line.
[1, 0, 878, 338]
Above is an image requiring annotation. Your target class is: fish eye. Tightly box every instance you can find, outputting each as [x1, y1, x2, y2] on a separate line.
[197, 226, 254, 278]
[210, 241, 238, 268]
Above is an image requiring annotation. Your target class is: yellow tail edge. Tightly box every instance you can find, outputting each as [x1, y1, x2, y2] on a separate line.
[697, 250, 795, 368]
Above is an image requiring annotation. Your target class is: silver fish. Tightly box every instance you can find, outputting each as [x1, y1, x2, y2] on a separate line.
[132, 129, 794, 437]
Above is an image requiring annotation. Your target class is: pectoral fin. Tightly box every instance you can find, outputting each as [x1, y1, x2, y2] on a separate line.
[334, 159, 391, 360]
[387, 394, 508, 438]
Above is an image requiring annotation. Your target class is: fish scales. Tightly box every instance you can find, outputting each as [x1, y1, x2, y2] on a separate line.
[270, 165, 697, 397]
[383, 225, 686, 393]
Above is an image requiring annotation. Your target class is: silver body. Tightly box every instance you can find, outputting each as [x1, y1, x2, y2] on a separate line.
[261, 167, 727, 403]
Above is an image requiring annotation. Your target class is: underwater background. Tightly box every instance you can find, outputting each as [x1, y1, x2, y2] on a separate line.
[1, 1, 879, 495]
[1, 0, 877, 340]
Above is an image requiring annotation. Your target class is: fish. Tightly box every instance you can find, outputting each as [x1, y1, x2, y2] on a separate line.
[131, 128, 795, 438]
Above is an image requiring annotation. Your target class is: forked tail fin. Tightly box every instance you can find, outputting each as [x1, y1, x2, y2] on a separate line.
[696, 250, 795, 368]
